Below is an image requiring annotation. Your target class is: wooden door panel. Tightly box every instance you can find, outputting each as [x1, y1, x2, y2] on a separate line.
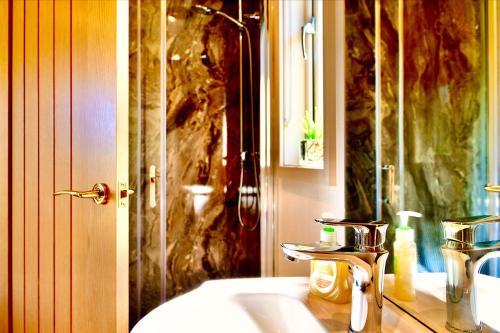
[39, 1, 55, 332]
[6, 1, 128, 332]
[0, 0, 10, 331]
[24, 0, 39, 329]
[54, 0, 72, 332]
[72, 0, 117, 331]
[12, 0, 25, 331]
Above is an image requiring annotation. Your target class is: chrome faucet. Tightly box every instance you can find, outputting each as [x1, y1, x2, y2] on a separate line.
[441, 215, 500, 333]
[281, 218, 389, 333]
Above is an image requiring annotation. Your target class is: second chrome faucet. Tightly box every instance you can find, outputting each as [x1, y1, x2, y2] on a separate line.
[441, 215, 500, 333]
[281, 218, 389, 333]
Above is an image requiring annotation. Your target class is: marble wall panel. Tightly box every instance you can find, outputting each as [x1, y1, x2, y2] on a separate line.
[165, 0, 261, 298]
[345, 0, 377, 220]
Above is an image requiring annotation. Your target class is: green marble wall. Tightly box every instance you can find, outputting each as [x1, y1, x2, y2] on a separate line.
[401, 0, 487, 271]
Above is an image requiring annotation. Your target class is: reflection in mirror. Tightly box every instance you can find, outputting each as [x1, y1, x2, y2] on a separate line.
[345, 0, 497, 271]
[344, 0, 500, 331]
[384, 273, 500, 332]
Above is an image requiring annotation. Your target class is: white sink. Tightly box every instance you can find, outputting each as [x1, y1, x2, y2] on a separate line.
[230, 293, 327, 332]
[131, 277, 431, 333]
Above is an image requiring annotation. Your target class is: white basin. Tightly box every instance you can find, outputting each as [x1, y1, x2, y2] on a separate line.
[131, 277, 431, 333]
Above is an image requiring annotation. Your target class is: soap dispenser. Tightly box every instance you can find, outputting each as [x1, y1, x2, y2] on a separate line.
[309, 227, 352, 304]
[393, 211, 421, 301]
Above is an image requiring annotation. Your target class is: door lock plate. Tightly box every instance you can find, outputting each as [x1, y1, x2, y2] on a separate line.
[118, 182, 134, 208]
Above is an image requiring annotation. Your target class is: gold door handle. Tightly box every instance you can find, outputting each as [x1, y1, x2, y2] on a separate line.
[484, 184, 500, 193]
[54, 183, 109, 205]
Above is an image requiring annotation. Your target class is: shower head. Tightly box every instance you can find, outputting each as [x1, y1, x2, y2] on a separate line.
[191, 4, 246, 29]
[191, 4, 216, 16]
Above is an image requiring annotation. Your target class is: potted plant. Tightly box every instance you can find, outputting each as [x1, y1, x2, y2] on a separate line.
[300, 110, 323, 163]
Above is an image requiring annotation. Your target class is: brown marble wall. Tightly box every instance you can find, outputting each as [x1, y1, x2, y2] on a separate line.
[129, 0, 261, 326]
[345, 0, 487, 272]
[166, 0, 261, 298]
[345, 0, 377, 221]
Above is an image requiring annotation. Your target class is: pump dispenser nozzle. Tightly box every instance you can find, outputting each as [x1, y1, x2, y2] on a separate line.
[396, 211, 422, 242]
[397, 211, 422, 227]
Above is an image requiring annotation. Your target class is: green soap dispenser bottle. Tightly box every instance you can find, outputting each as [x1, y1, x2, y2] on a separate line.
[393, 211, 421, 301]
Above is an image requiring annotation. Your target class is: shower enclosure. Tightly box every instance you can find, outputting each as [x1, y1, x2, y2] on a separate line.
[129, 0, 264, 327]
[345, 0, 499, 275]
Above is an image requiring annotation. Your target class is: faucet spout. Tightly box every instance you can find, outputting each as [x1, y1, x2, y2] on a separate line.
[282, 219, 389, 333]
[282, 244, 388, 332]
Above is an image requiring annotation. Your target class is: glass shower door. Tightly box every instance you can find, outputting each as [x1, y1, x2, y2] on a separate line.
[129, 0, 263, 327]
[129, 0, 167, 326]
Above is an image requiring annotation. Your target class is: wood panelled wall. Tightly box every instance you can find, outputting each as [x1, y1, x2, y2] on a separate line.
[2, 1, 127, 332]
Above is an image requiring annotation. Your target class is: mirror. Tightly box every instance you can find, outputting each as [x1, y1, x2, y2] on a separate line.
[343, 0, 500, 331]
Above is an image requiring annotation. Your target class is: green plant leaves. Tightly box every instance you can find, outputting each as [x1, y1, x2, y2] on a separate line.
[303, 109, 322, 140]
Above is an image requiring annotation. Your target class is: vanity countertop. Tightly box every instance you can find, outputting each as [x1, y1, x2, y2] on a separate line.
[384, 273, 500, 333]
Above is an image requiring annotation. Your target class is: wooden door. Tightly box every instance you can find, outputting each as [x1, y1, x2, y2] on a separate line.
[1, 1, 129, 332]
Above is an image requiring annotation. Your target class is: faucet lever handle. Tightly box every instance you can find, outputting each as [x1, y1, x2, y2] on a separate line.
[315, 218, 388, 250]
[442, 215, 500, 245]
